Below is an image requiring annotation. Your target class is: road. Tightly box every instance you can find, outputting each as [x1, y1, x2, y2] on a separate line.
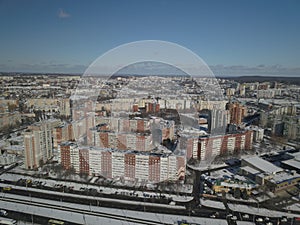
[0, 163, 20, 176]
[0, 194, 164, 225]
[0, 192, 233, 225]
[1, 169, 297, 224]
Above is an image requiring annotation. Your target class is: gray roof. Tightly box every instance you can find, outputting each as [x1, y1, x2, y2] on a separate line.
[241, 166, 260, 175]
[242, 156, 283, 174]
[270, 172, 300, 184]
[281, 152, 300, 170]
[281, 159, 300, 170]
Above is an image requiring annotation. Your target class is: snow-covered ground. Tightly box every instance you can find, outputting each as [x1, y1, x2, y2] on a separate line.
[0, 192, 234, 225]
[0, 183, 187, 210]
[285, 203, 300, 212]
[0, 216, 40, 225]
[200, 199, 226, 210]
[200, 198, 300, 218]
[187, 163, 227, 172]
[0, 173, 193, 203]
[8, 165, 195, 194]
[228, 202, 300, 218]
[17, 222, 40, 225]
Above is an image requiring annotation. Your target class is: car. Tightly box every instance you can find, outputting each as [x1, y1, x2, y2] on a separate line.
[230, 216, 237, 221]
[256, 217, 263, 222]
[210, 212, 219, 218]
[2, 186, 12, 191]
[32, 181, 39, 187]
[0, 210, 8, 216]
[242, 214, 250, 219]
[26, 179, 32, 184]
[281, 217, 288, 222]
[17, 178, 26, 185]
[89, 188, 97, 195]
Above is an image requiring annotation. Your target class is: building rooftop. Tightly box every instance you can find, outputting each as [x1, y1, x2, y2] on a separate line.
[281, 152, 300, 170]
[240, 166, 260, 175]
[269, 172, 300, 184]
[242, 156, 283, 174]
[218, 181, 256, 189]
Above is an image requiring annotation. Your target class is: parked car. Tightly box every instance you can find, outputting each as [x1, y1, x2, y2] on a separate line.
[0, 210, 8, 216]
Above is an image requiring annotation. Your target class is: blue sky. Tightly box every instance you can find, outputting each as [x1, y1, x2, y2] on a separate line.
[0, 0, 300, 76]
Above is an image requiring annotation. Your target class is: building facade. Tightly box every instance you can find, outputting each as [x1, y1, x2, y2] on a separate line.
[198, 130, 253, 160]
[24, 119, 61, 169]
[227, 102, 247, 125]
[59, 142, 186, 183]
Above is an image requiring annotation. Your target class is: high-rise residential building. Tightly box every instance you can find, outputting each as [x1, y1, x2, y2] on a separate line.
[246, 126, 264, 142]
[239, 84, 246, 97]
[26, 98, 70, 117]
[79, 148, 89, 174]
[111, 151, 125, 178]
[132, 104, 139, 112]
[124, 153, 136, 180]
[90, 117, 176, 152]
[24, 132, 39, 169]
[24, 119, 61, 169]
[146, 102, 160, 113]
[195, 100, 228, 111]
[208, 109, 230, 134]
[257, 89, 282, 99]
[258, 83, 270, 90]
[59, 141, 79, 170]
[179, 128, 207, 160]
[283, 116, 300, 140]
[259, 105, 298, 138]
[58, 142, 186, 182]
[92, 130, 146, 150]
[180, 131, 201, 160]
[226, 88, 236, 97]
[53, 123, 74, 148]
[149, 155, 161, 182]
[89, 149, 102, 175]
[227, 102, 247, 125]
[198, 130, 253, 161]
[59, 98, 71, 117]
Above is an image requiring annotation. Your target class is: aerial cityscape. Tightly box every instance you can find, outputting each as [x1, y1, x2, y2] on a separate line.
[0, 1, 300, 225]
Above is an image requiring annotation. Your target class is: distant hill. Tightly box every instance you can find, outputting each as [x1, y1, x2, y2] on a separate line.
[219, 76, 300, 85]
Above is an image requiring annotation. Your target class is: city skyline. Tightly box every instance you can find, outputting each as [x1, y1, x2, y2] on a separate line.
[0, 1, 300, 224]
[0, 66, 299, 224]
[0, 0, 300, 76]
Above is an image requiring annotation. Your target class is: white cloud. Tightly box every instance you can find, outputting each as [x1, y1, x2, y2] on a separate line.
[58, 8, 71, 19]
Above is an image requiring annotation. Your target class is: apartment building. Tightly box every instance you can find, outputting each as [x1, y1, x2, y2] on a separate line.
[198, 130, 253, 160]
[59, 142, 186, 182]
[24, 119, 61, 169]
[227, 102, 247, 125]
[53, 123, 74, 148]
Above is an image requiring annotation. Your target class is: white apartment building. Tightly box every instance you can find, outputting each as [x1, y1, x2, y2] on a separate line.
[24, 119, 61, 169]
[135, 154, 149, 181]
[111, 151, 125, 178]
[89, 149, 102, 175]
